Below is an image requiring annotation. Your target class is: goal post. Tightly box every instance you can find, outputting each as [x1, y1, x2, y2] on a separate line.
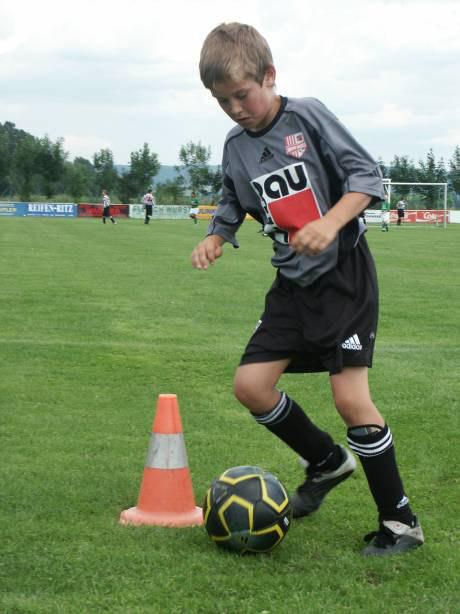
[382, 179, 448, 229]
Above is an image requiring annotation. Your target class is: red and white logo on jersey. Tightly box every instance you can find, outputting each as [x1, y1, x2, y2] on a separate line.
[284, 132, 307, 158]
[251, 162, 322, 242]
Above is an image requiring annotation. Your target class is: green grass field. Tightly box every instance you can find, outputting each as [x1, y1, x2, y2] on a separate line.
[1, 217, 459, 613]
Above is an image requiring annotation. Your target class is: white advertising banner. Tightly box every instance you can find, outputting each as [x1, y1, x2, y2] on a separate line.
[364, 209, 382, 224]
[129, 204, 190, 219]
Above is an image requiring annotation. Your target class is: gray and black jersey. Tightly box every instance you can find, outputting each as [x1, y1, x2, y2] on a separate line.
[207, 96, 384, 287]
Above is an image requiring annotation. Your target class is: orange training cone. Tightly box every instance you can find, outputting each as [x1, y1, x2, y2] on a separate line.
[120, 394, 203, 527]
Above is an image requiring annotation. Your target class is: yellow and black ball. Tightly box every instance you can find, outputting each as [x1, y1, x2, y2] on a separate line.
[203, 466, 291, 554]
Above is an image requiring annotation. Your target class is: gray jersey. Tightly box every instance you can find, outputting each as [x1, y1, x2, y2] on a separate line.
[207, 96, 384, 287]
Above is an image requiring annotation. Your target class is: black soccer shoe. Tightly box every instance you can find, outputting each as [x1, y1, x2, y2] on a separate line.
[362, 517, 424, 556]
[291, 445, 356, 518]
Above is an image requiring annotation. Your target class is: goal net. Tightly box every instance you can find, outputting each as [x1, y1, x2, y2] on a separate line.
[378, 179, 448, 227]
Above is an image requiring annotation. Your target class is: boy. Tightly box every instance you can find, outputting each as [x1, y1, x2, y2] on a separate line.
[192, 23, 423, 556]
[189, 191, 200, 224]
[381, 196, 390, 231]
[102, 189, 116, 224]
[143, 188, 155, 224]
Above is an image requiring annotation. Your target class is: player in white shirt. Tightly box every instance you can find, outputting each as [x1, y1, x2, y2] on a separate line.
[143, 189, 155, 224]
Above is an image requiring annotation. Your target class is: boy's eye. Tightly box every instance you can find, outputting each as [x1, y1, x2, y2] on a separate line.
[236, 92, 247, 100]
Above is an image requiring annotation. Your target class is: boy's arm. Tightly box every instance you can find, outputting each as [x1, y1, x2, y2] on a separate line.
[291, 192, 371, 256]
[191, 147, 246, 270]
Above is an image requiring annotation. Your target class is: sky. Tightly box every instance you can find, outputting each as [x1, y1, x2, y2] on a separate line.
[1, 0, 459, 167]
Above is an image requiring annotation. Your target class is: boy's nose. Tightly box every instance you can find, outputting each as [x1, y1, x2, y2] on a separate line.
[229, 99, 243, 118]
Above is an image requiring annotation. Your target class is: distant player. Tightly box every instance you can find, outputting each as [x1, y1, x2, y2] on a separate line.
[102, 190, 116, 224]
[396, 198, 406, 226]
[381, 197, 390, 231]
[192, 22, 423, 556]
[143, 188, 155, 224]
[189, 191, 200, 224]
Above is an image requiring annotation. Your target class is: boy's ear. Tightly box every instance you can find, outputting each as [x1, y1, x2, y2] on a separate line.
[264, 65, 276, 87]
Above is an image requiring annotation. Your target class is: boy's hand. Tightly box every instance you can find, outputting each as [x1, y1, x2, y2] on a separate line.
[291, 217, 339, 255]
[191, 235, 225, 269]
[292, 192, 372, 255]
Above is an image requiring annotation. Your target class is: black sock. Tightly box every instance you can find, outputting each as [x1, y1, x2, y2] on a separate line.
[347, 424, 414, 524]
[251, 393, 341, 469]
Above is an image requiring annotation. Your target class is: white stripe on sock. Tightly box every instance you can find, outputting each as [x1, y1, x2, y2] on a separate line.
[254, 392, 289, 425]
[347, 428, 393, 457]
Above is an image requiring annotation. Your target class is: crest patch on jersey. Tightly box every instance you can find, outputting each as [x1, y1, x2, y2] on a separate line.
[284, 132, 307, 158]
[251, 162, 322, 243]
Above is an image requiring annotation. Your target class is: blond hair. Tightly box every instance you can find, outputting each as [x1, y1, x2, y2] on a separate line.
[199, 23, 273, 89]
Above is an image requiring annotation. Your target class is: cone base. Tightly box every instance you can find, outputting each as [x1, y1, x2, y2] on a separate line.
[119, 505, 203, 527]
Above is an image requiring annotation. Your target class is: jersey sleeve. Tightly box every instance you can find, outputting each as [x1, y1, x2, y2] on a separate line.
[308, 99, 384, 205]
[206, 146, 246, 247]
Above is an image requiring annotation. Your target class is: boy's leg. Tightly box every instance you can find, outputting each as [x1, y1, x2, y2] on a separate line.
[234, 361, 354, 517]
[330, 367, 423, 555]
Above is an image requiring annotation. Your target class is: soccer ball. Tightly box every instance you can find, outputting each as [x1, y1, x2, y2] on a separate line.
[203, 466, 291, 554]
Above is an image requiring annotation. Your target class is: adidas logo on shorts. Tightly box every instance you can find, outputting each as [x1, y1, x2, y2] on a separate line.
[341, 334, 362, 351]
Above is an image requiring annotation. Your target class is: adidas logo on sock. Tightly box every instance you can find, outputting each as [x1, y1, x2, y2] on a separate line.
[396, 495, 410, 509]
[341, 334, 362, 351]
[259, 147, 274, 163]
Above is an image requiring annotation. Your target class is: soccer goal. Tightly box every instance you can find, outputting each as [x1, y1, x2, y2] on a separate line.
[383, 179, 448, 228]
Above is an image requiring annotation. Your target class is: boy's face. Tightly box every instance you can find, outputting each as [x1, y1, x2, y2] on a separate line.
[210, 67, 280, 132]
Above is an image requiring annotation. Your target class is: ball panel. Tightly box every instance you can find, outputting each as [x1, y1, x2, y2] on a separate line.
[219, 466, 263, 481]
[260, 472, 290, 511]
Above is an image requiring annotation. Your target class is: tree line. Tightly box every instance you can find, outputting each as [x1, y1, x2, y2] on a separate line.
[1, 120, 459, 206]
[0, 122, 222, 204]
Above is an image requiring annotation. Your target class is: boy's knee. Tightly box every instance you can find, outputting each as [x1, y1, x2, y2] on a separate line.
[332, 390, 383, 427]
[332, 390, 355, 414]
[233, 370, 273, 412]
[233, 371, 257, 408]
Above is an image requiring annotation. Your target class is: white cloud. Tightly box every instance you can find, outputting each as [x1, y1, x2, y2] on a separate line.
[0, 0, 459, 164]
[347, 103, 426, 129]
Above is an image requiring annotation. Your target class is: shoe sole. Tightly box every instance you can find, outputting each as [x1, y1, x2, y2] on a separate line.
[362, 536, 424, 556]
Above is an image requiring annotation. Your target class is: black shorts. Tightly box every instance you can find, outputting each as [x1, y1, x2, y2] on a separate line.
[103, 207, 111, 218]
[397, 209, 405, 218]
[145, 205, 153, 215]
[240, 239, 379, 375]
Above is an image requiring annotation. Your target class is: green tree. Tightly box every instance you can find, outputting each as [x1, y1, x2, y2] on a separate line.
[155, 177, 186, 205]
[207, 166, 223, 204]
[117, 170, 138, 204]
[389, 155, 417, 198]
[36, 136, 67, 198]
[129, 143, 160, 197]
[11, 135, 40, 200]
[417, 149, 445, 205]
[0, 131, 9, 195]
[178, 141, 212, 195]
[64, 157, 96, 201]
[93, 148, 118, 194]
[448, 146, 460, 196]
[0, 121, 35, 196]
